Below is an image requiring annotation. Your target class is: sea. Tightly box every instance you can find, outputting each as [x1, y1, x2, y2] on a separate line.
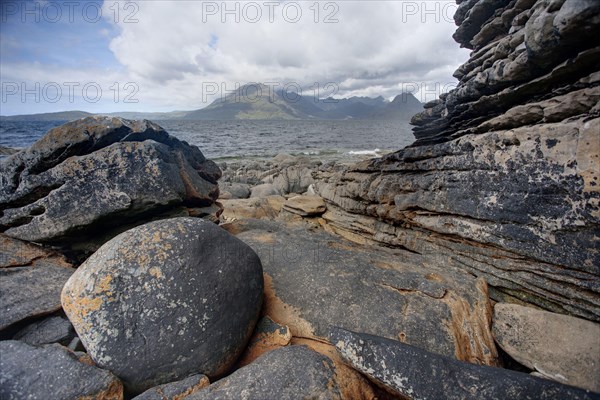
[0, 119, 415, 161]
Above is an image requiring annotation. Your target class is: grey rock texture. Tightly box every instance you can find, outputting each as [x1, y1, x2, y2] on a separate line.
[13, 314, 75, 346]
[61, 217, 264, 394]
[0, 116, 221, 254]
[0, 340, 123, 400]
[493, 303, 600, 392]
[225, 218, 499, 366]
[331, 327, 600, 400]
[0, 234, 75, 330]
[132, 374, 209, 400]
[315, 0, 600, 321]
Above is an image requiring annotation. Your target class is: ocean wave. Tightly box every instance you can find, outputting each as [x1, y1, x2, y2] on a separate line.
[347, 149, 381, 156]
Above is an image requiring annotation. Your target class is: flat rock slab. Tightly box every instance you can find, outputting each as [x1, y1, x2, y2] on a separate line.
[493, 303, 600, 392]
[185, 345, 355, 399]
[225, 218, 498, 366]
[0, 340, 123, 400]
[0, 235, 75, 330]
[221, 196, 285, 221]
[133, 374, 209, 400]
[62, 217, 264, 394]
[283, 195, 327, 216]
[13, 314, 75, 346]
[331, 328, 600, 400]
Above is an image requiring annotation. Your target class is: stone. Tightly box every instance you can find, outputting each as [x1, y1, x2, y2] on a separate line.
[331, 327, 599, 400]
[493, 303, 600, 392]
[0, 234, 75, 330]
[220, 196, 285, 221]
[236, 316, 292, 367]
[0, 340, 123, 400]
[132, 374, 210, 400]
[224, 218, 499, 366]
[183, 345, 371, 400]
[282, 195, 327, 216]
[250, 183, 281, 198]
[218, 182, 251, 199]
[61, 217, 264, 394]
[13, 314, 75, 346]
[272, 165, 315, 194]
[0, 116, 220, 254]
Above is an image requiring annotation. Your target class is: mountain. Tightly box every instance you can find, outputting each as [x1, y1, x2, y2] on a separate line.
[103, 111, 191, 120]
[0, 110, 93, 121]
[368, 93, 424, 120]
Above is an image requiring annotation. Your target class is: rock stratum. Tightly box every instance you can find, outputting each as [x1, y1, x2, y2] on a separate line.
[316, 0, 600, 321]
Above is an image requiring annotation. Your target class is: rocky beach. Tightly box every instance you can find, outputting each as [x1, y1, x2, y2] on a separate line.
[1, 0, 600, 399]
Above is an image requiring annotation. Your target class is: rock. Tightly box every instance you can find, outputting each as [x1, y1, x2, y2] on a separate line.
[218, 182, 251, 199]
[0, 340, 123, 400]
[331, 327, 599, 400]
[282, 195, 327, 216]
[61, 217, 264, 394]
[272, 165, 315, 194]
[132, 374, 210, 400]
[236, 316, 292, 367]
[13, 314, 75, 346]
[250, 183, 281, 198]
[0, 116, 221, 254]
[0, 234, 75, 330]
[493, 303, 600, 392]
[0, 145, 19, 156]
[224, 218, 499, 366]
[220, 196, 285, 221]
[183, 345, 371, 400]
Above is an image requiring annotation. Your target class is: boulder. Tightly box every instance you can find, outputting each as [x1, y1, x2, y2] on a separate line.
[0, 340, 123, 400]
[13, 314, 75, 346]
[183, 345, 371, 399]
[0, 116, 221, 254]
[224, 218, 499, 366]
[61, 217, 264, 393]
[250, 183, 281, 198]
[282, 195, 327, 216]
[0, 234, 75, 330]
[132, 374, 209, 400]
[493, 303, 600, 392]
[272, 165, 315, 194]
[331, 327, 599, 400]
[218, 182, 251, 199]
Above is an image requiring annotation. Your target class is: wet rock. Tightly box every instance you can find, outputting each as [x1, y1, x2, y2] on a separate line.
[282, 195, 327, 216]
[184, 345, 369, 400]
[61, 217, 264, 394]
[13, 314, 75, 346]
[250, 183, 281, 198]
[0, 116, 221, 254]
[331, 327, 599, 400]
[0, 340, 123, 400]
[0, 234, 75, 330]
[133, 374, 210, 400]
[493, 303, 600, 392]
[225, 218, 499, 366]
[236, 316, 292, 367]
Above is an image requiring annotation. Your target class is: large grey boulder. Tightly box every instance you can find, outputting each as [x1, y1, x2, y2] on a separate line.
[0, 116, 221, 253]
[331, 328, 600, 400]
[61, 217, 264, 394]
[0, 340, 123, 400]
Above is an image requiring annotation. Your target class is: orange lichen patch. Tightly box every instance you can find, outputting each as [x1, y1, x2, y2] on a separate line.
[442, 278, 499, 366]
[148, 267, 164, 279]
[77, 378, 124, 400]
[262, 273, 315, 339]
[96, 275, 114, 297]
[77, 353, 96, 366]
[62, 293, 104, 335]
[292, 337, 377, 400]
[150, 376, 210, 400]
[237, 322, 292, 367]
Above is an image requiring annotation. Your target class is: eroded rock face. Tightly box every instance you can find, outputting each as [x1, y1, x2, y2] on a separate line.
[61, 217, 264, 394]
[332, 328, 599, 400]
[0, 116, 221, 254]
[316, 0, 600, 321]
[0, 340, 123, 400]
[224, 218, 499, 366]
[132, 374, 210, 400]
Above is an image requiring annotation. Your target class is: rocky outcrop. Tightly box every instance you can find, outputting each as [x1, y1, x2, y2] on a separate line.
[61, 218, 264, 394]
[316, 0, 600, 321]
[132, 374, 209, 400]
[0, 116, 221, 255]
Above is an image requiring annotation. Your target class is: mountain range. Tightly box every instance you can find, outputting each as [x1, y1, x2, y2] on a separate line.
[0, 84, 423, 122]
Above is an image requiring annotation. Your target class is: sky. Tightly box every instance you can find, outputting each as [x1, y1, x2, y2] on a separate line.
[0, 0, 470, 115]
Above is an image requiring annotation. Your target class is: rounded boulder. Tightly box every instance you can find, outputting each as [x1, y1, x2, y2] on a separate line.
[61, 217, 263, 394]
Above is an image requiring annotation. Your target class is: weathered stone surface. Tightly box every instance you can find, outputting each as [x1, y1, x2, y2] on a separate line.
[220, 195, 285, 221]
[236, 316, 292, 367]
[185, 345, 371, 400]
[61, 217, 264, 393]
[493, 303, 600, 392]
[282, 195, 327, 216]
[0, 340, 123, 400]
[218, 182, 251, 199]
[272, 165, 315, 194]
[0, 234, 74, 330]
[224, 218, 499, 366]
[332, 327, 600, 400]
[0, 116, 221, 253]
[13, 314, 75, 346]
[132, 374, 210, 400]
[250, 183, 281, 198]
